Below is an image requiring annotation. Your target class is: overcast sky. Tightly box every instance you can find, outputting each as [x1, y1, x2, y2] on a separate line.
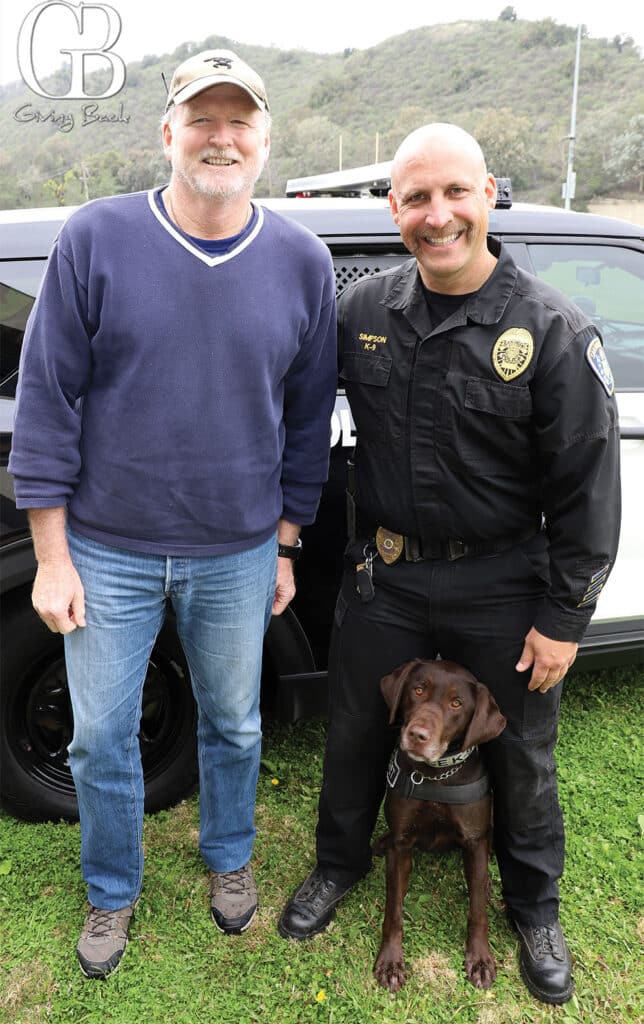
[1, 0, 642, 87]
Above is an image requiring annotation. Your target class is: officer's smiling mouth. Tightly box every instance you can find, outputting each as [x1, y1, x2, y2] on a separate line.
[424, 229, 464, 247]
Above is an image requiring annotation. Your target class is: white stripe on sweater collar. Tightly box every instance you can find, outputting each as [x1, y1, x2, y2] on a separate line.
[147, 188, 264, 267]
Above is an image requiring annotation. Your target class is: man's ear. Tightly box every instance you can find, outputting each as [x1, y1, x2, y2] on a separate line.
[162, 119, 173, 162]
[485, 173, 497, 210]
[388, 188, 401, 226]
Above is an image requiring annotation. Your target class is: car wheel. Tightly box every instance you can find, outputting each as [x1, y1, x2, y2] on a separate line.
[0, 591, 198, 822]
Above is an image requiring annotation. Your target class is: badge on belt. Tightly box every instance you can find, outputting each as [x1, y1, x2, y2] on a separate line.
[376, 527, 404, 565]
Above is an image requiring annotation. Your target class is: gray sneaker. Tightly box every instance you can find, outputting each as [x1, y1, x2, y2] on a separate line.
[77, 902, 136, 978]
[210, 864, 257, 934]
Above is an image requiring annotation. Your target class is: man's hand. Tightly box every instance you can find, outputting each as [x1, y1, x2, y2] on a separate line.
[272, 556, 296, 615]
[516, 626, 578, 693]
[27, 507, 85, 634]
[32, 558, 86, 634]
[272, 518, 300, 615]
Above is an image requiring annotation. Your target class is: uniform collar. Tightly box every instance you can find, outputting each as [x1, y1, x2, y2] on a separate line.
[380, 236, 518, 334]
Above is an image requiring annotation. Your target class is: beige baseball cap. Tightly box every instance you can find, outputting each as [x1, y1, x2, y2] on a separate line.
[165, 49, 269, 112]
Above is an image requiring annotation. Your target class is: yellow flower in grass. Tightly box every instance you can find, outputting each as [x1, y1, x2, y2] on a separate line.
[271, 778, 279, 786]
[316, 990, 326, 1002]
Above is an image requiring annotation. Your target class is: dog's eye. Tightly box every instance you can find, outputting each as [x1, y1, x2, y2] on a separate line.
[450, 698, 463, 709]
[414, 686, 424, 696]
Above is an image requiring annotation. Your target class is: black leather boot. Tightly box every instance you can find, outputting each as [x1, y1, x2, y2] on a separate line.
[514, 920, 574, 1004]
[278, 868, 353, 940]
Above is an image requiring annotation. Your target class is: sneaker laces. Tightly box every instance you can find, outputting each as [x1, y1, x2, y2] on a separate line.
[213, 866, 252, 895]
[83, 907, 129, 940]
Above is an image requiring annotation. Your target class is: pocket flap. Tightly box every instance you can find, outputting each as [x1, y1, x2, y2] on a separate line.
[340, 351, 392, 387]
[465, 377, 531, 418]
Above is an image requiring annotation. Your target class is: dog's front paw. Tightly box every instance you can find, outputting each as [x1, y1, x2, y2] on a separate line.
[465, 951, 496, 989]
[374, 951, 408, 992]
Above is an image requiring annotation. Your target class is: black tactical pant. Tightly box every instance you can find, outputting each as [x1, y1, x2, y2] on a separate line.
[315, 531, 565, 927]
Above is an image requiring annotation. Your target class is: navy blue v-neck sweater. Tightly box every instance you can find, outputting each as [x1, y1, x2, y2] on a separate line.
[10, 189, 337, 555]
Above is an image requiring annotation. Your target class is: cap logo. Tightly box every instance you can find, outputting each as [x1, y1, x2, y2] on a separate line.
[165, 49, 269, 113]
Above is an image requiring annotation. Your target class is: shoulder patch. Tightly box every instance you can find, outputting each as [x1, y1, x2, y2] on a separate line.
[492, 328, 534, 382]
[585, 337, 614, 396]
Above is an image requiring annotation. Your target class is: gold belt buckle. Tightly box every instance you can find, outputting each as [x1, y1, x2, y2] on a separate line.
[376, 527, 404, 565]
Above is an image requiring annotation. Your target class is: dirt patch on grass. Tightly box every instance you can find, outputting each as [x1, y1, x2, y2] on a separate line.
[476, 1006, 517, 1024]
[411, 951, 459, 994]
[0, 960, 52, 1022]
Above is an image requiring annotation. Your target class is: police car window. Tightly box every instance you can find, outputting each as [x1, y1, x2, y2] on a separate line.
[0, 281, 35, 399]
[526, 244, 644, 389]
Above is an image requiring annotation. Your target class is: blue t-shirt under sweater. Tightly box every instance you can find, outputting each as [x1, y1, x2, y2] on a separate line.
[9, 189, 337, 555]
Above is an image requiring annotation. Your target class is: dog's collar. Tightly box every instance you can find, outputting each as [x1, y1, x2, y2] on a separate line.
[387, 746, 490, 804]
[420, 745, 476, 769]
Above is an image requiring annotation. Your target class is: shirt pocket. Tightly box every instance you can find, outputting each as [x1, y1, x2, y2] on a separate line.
[456, 377, 533, 473]
[339, 351, 392, 442]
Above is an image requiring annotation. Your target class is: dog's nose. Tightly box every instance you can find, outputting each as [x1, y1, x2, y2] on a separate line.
[408, 724, 430, 743]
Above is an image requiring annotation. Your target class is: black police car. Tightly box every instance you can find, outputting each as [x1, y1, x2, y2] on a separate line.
[1, 196, 643, 821]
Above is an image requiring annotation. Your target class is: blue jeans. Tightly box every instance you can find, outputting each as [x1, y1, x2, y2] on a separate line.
[64, 528, 277, 910]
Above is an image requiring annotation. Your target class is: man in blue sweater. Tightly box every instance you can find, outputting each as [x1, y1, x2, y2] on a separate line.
[9, 49, 337, 978]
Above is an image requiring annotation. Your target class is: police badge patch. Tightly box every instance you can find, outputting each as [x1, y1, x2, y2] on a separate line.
[585, 337, 615, 396]
[492, 328, 534, 382]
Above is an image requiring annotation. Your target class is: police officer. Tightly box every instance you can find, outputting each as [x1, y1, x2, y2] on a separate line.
[278, 123, 621, 1006]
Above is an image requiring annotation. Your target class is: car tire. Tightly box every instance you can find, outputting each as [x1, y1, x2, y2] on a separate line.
[0, 590, 198, 822]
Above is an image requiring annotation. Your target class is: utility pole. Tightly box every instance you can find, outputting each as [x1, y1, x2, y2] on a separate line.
[563, 24, 582, 210]
[79, 162, 90, 202]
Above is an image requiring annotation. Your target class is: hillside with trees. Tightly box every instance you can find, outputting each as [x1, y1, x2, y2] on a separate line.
[0, 14, 642, 210]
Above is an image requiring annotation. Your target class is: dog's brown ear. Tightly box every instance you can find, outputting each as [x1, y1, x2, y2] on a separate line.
[380, 660, 420, 725]
[461, 680, 507, 749]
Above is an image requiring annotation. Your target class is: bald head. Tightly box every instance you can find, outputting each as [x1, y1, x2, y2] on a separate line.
[391, 123, 488, 191]
[388, 122, 498, 294]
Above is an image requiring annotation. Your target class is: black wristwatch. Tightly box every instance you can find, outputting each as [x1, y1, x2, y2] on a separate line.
[278, 538, 302, 560]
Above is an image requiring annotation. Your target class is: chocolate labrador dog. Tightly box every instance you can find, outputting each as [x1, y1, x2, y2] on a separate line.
[373, 658, 506, 993]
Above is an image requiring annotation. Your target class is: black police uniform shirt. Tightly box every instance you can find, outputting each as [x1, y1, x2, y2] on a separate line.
[338, 236, 621, 643]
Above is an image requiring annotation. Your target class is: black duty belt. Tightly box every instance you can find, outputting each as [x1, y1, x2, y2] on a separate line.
[375, 524, 541, 564]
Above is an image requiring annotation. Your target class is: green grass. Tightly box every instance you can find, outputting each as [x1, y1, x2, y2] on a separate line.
[1, 664, 642, 1024]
